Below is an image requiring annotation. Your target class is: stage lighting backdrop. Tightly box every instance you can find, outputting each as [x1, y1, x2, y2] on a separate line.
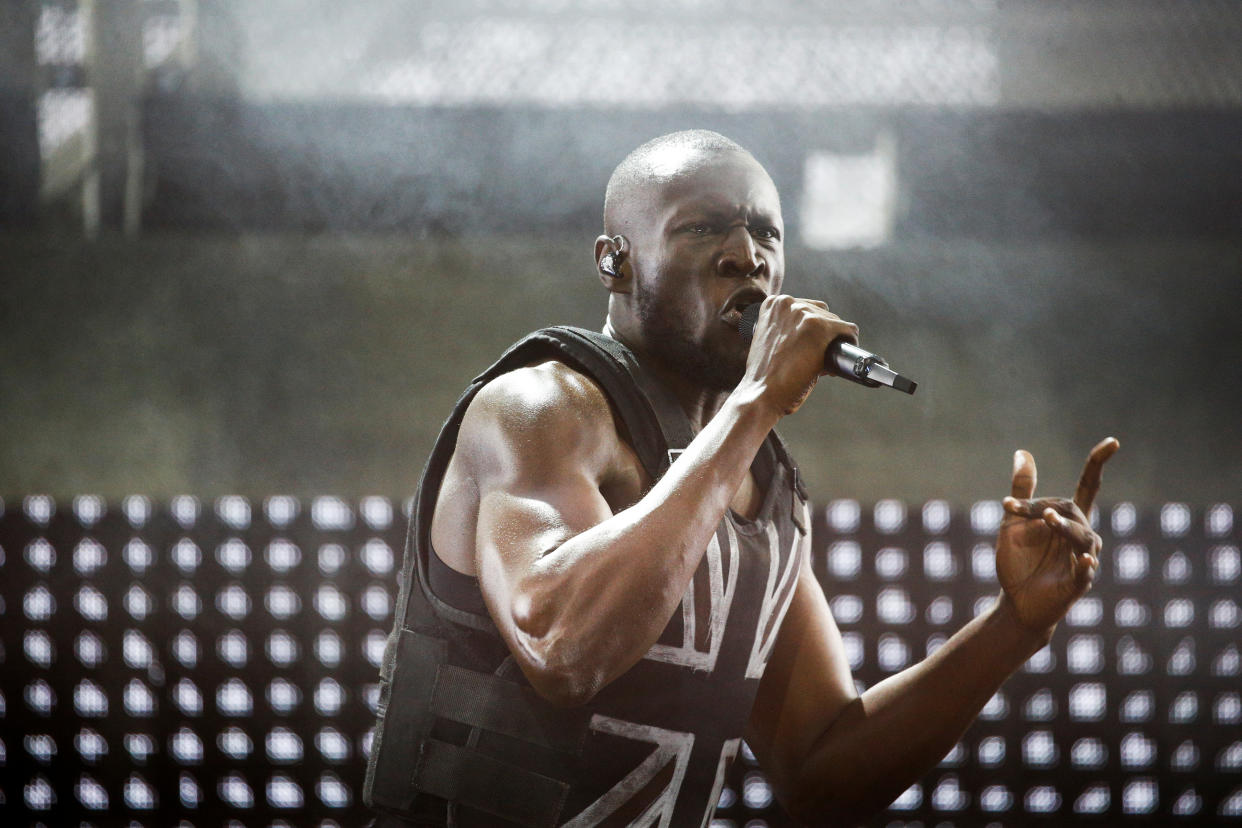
[1, 496, 1239, 826]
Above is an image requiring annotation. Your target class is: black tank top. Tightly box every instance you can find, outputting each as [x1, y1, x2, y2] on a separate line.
[365, 327, 809, 828]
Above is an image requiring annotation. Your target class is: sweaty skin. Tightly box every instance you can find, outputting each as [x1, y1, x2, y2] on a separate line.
[428, 141, 1119, 825]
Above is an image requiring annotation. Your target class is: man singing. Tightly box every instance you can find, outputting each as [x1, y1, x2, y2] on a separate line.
[365, 130, 1119, 827]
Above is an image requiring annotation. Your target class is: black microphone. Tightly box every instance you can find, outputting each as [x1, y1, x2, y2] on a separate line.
[737, 303, 918, 395]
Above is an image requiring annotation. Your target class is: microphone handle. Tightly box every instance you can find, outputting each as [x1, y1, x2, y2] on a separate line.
[829, 340, 918, 395]
[737, 303, 917, 395]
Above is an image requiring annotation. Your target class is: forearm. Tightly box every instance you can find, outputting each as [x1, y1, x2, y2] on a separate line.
[505, 385, 778, 703]
[791, 595, 1049, 822]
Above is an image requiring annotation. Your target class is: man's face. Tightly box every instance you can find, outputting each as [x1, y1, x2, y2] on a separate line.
[629, 151, 785, 390]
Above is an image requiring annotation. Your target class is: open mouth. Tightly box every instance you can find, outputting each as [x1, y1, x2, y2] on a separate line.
[721, 288, 767, 327]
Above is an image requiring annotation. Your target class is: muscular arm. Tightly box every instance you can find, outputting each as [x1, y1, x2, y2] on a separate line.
[747, 562, 1045, 825]
[463, 361, 778, 706]
[458, 296, 852, 707]
[747, 440, 1118, 825]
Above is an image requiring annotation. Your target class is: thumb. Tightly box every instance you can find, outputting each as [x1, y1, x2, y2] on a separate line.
[1011, 449, 1037, 499]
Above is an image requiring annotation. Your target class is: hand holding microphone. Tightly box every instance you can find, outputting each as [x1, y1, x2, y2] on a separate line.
[736, 301, 917, 395]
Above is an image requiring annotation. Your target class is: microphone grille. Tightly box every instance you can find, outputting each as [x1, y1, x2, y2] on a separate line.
[737, 304, 762, 341]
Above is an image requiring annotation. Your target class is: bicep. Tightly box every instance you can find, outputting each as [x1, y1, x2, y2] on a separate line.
[746, 557, 858, 797]
[458, 366, 620, 637]
[474, 472, 614, 607]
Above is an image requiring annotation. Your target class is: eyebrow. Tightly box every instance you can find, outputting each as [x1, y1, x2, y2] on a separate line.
[672, 205, 781, 226]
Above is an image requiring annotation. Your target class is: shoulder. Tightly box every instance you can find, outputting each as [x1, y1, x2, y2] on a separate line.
[467, 359, 615, 436]
[457, 360, 627, 480]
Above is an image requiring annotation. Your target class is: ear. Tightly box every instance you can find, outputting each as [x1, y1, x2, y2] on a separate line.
[594, 234, 632, 294]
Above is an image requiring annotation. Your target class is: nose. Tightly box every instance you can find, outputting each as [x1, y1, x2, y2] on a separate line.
[717, 225, 764, 280]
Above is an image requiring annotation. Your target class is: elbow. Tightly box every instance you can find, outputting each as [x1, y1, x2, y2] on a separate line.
[511, 614, 604, 708]
[519, 645, 604, 707]
[529, 669, 601, 708]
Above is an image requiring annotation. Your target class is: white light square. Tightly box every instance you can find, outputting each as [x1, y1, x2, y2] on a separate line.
[875, 547, 907, 579]
[829, 594, 863, 624]
[977, 736, 1005, 766]
[1121, 778, 1158, 814]
[361, 496, 394, 530]
[877, 588, 915, 624]
[1117, 636, 1153, 675]
[926, 596, 953, 625]
[1068, 683, 1106, 721]
[1074, 784, 1109, 814]
[980, 785, 1012, 812]
[216, 539, 252, 573]
[1211, 545, 1241, 583]
[1110, 502, 1137, 535]
[827, 541, 862, 579]
[122, 495, 151, 528]
[312, 496, 354, 530]
[1160, 503, 1191, 537]
[361, 539, 394, 575]
[264, 495, 300, 527]
[970, 501, 1004, 534]
[874, 499, 906, 534]
[171, 538, 202, 572]
[877, 633, 909, 671]
[922, 500, 951, 534]
[800, 136, 896, 251]
[1023, 689, 1056, 721]
[1207, 503, 1234, 537]
[1066, 635, 1103, 674]
[1164, 551, 1191, 583]
[1071, 738, 1107, 769]
[1121, 732, 1156, 768]
[170, 495, 200, 528]
[1066, 597, 1102, 627]
[215, 496, 251, 529]
[1115, 544, 1149, 582]
[923, 543, 957, 580]
[826, 500, 861, 533]
[1170, 691, 1198, 723]
[1024, 785, 1062, 814]
[1022, 731, 1058, 768]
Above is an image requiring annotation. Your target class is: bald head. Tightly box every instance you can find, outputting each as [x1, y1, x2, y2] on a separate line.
[603, 130, 759, 235]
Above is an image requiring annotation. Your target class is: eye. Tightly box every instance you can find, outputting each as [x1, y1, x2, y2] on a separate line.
[685, 222, 714, 235]
[753, 226, 781, 241]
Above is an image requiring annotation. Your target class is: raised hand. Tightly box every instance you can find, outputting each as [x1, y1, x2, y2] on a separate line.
[996, 438, 1121, 634]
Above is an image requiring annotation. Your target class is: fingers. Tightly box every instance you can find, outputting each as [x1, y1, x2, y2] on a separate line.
[1005, 496, 1097, 551]
[1003, 496, 1084, 522]
[1010, 450, 1037, 499]
[1041, 507, 1099, 556]
[1074, 437, 1121, 513]
[766, 295, 859, 346]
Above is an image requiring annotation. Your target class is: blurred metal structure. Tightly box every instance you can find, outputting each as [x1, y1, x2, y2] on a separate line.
[9, 0, 1242, 236]
[12, 0, 196, 236]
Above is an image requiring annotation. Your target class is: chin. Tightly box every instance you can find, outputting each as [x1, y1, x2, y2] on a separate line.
[636, 298, 745, 390]
[694, 347, 747, 391]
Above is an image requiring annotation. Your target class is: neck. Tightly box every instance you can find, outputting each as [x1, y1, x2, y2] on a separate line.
[603, 317, 732, 433]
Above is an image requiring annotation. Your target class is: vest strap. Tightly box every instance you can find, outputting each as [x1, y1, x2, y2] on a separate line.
[430, 664, 591, 754]
[415, 738, 570, 828]
[364, 628, 447, 811]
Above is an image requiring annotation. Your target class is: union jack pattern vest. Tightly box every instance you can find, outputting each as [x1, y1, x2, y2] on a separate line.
[365, 327, 809, 827]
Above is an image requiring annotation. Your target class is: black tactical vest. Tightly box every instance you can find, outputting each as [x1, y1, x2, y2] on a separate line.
[365, 327, 809, 827]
